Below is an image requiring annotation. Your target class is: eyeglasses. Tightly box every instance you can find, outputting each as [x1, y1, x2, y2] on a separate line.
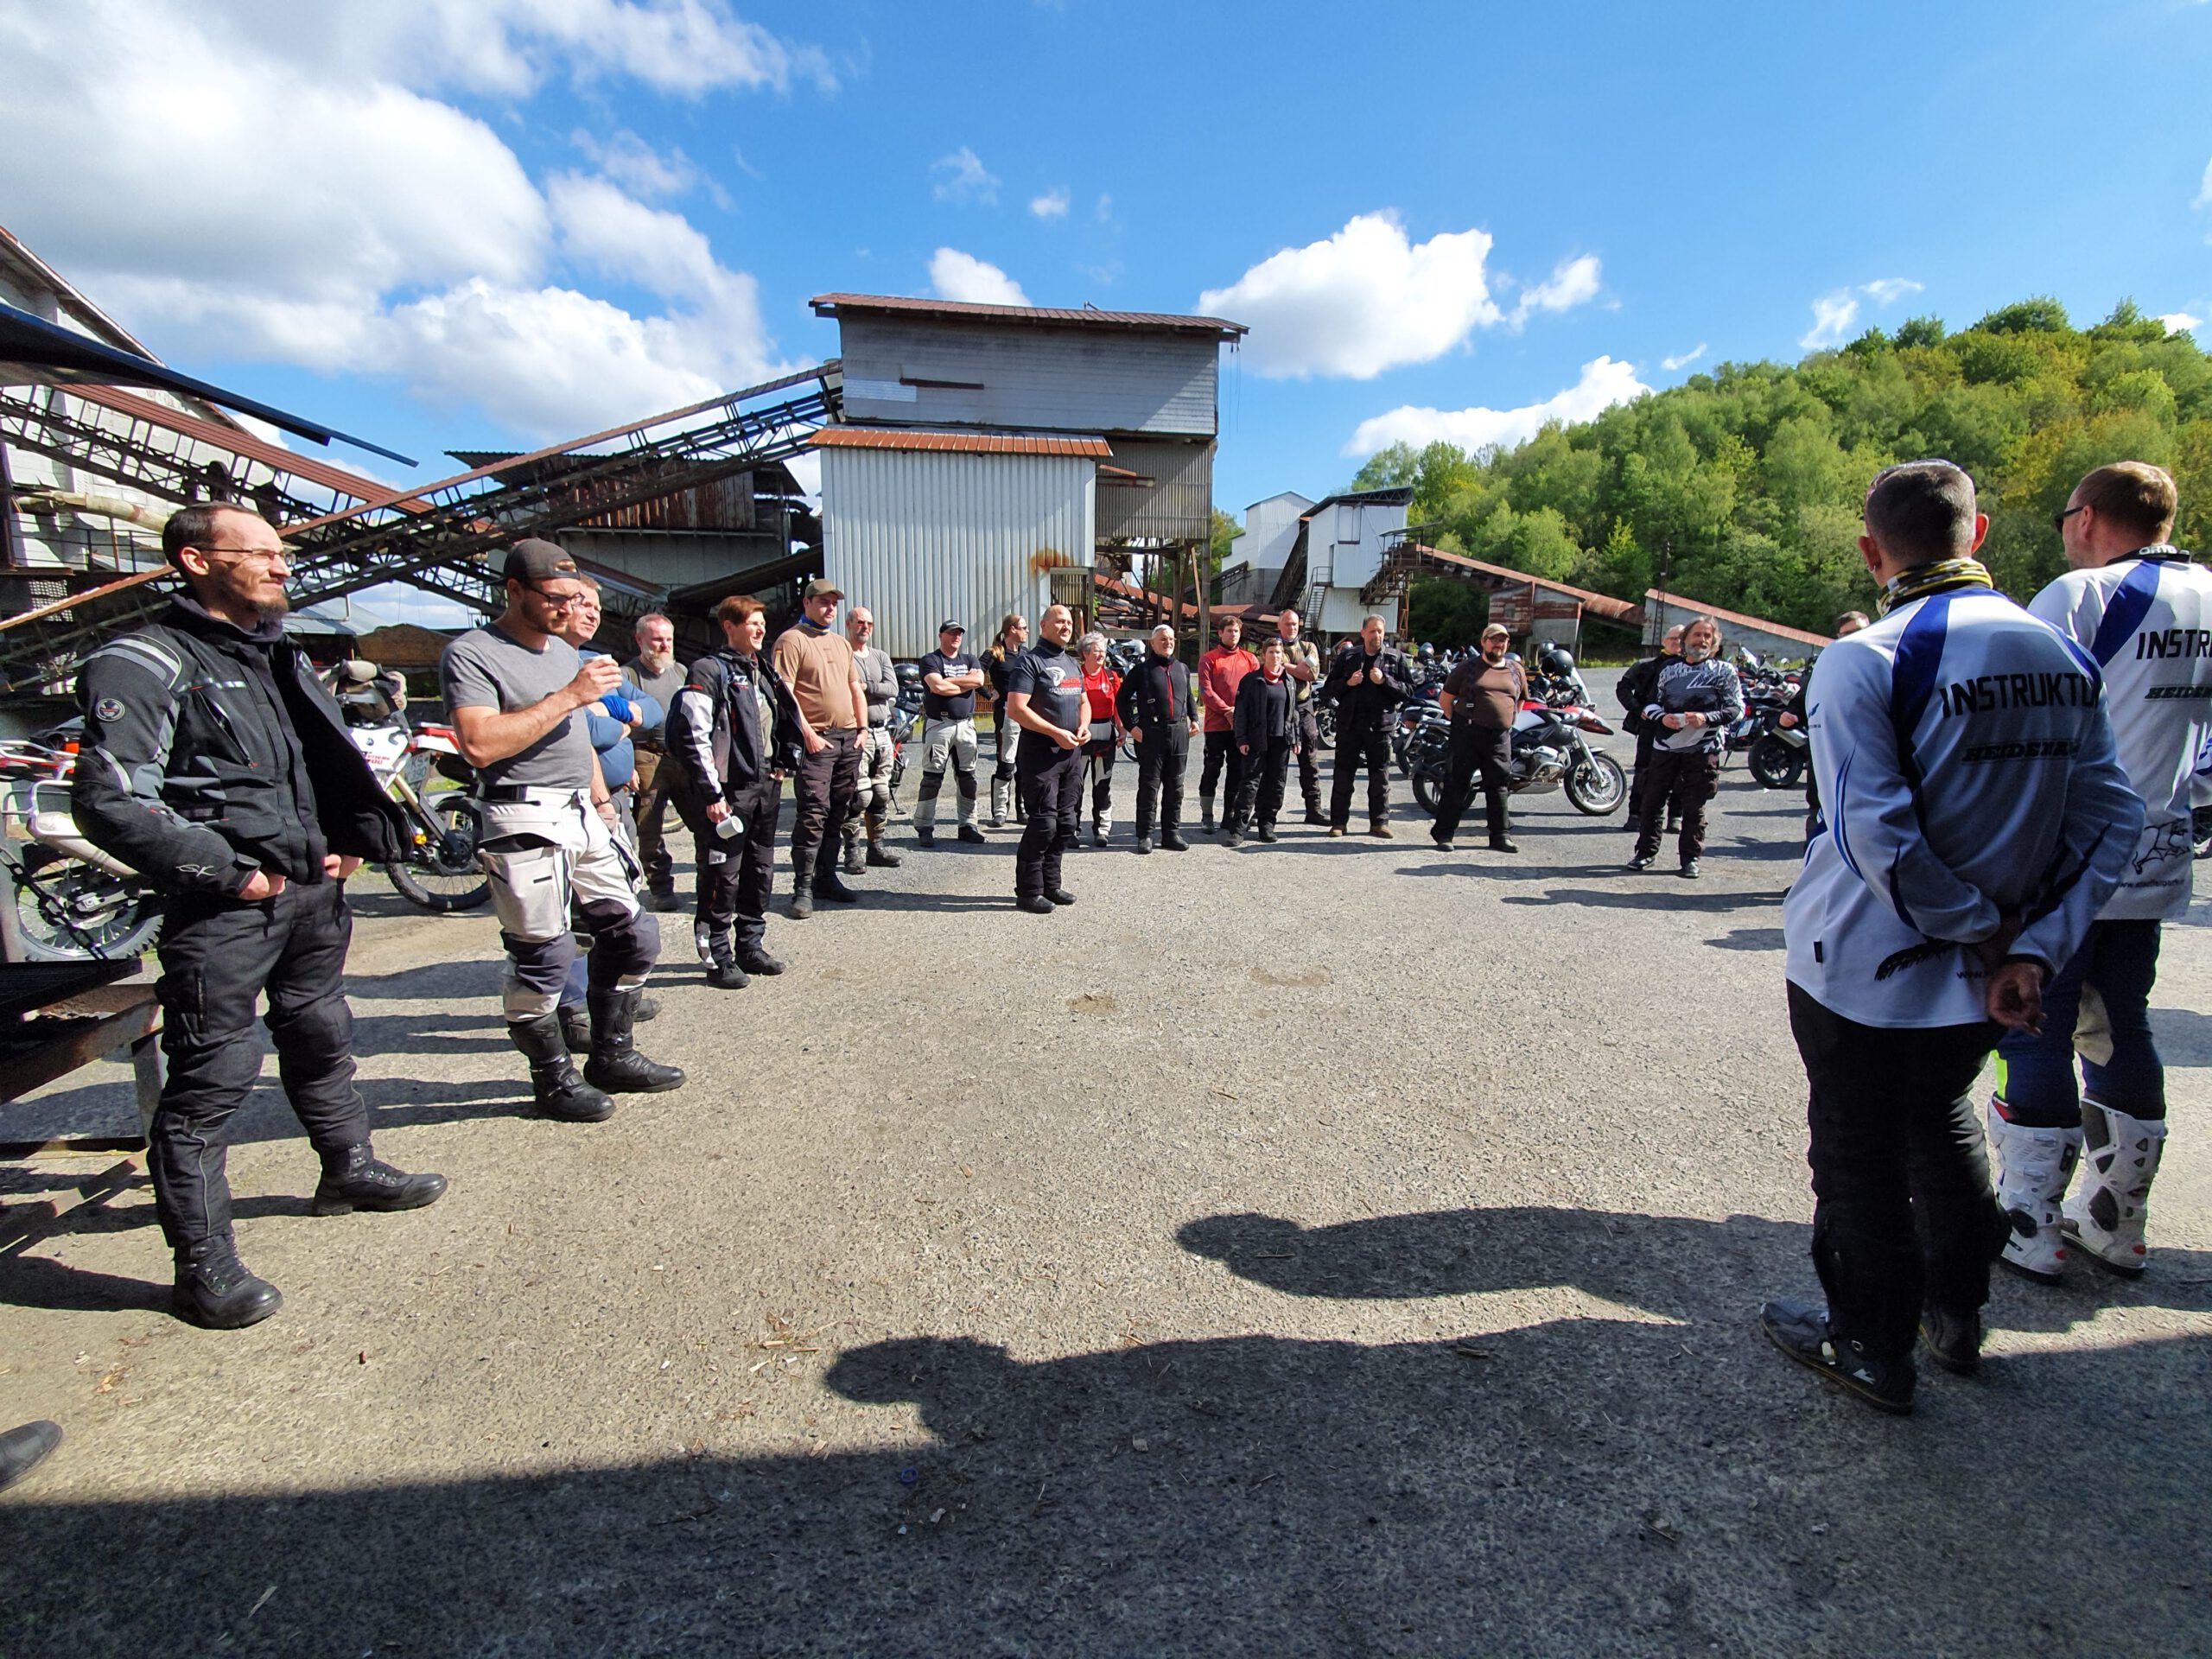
[526, 583, 588, 611]
[198, 543, 284, 565]
[2052, 505, 2088, 531]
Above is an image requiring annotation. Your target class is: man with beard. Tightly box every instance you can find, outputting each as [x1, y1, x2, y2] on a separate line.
[912, 620, 988, 848]
[74, 504, 445, 1328]
[666, 595, 801, 989]
[1618, 624, 1683, 836]
[1004, 603, 1086, 912]
[1431, 623, 1527, 854]
[839, 605, 904, 876]
[442, 540, 684, 1124]
[621, 611, 687, 911]
[1625, 616, 1741, 878]
[1277, 607, 1327, 824]
[1320, 614, 1408, 837]
[1116, 621, 1199, 854]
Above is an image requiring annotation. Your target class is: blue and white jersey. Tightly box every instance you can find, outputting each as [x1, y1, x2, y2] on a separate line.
[1784, 585, 2142, 1028]
[2028, 548, 2212, 919]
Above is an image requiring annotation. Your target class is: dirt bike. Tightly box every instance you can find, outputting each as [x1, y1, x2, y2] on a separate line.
[328, 661, 487, 913]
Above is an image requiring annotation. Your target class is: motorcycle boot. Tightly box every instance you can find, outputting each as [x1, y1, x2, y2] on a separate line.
[705, 925, 749, 990]
[1920, 1305, 1982, 1376]
[2063, 1100, 2166, 1277]
[311, 1142, 448, 1217]
[812, 864, 861, 905]
[582, 987, 686, 1094]
[558, 1002, 591, 1054]
[1160, 828, 1190, 851]
[1092, 810, 1112, 849]
[509, 1012, 615, 1122]
[1986, 1098, 2080, 1282]
[840, 822, 867, 875]
[173, 1233, 283, 1329]
[1200, 794, 1216, 834]
[989, 778, 1009, 828]
[865, 810, 903, 867]
[0, 1420, 61, 1494]
[1759, 1298, 1914, 1414]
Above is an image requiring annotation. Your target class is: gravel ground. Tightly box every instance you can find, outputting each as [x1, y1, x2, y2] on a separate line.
[2, 671, 2207, 1657]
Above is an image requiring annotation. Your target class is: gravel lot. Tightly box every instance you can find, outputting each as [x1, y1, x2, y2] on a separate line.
[3, 671, 2207, 1656]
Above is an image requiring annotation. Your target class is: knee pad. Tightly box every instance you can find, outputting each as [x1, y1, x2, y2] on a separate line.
[578, 902, 658, 984]
[265, 991, 351, 1063]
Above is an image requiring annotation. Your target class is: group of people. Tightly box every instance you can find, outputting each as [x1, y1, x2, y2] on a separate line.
[57, 455, 2209, 1441]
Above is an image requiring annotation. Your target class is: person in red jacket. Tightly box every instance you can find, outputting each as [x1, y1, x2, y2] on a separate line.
[1076, 632, 1126, 845]
[1197, 614, 1257, 834]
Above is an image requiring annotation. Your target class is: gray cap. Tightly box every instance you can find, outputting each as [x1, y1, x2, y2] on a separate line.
[801, 576, 844, 600]
[505, 539, 578, 582]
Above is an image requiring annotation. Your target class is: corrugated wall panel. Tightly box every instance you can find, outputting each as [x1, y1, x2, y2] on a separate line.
[838, 318, 1218, 437]
[1096, 437, 1213, 542]
[822, 448, 1096, 659]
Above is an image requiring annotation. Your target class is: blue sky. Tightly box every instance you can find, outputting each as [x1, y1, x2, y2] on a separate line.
[4, 0, 2209, 522]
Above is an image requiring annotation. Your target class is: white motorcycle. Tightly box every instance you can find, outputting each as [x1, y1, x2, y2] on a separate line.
[0, 734, 162, 963]
[328, 661, 488, 914]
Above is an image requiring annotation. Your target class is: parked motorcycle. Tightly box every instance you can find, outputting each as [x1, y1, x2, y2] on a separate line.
[1408, 699, 1627, 817]
[0, 733, 162, 963]
[327, 660, 487, 913]
[1745, 705, 1809, 789]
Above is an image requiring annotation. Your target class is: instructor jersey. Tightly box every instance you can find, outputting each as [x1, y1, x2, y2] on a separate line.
[1783, 586, 2141, 1028]
[2028, 547, 2212, 920]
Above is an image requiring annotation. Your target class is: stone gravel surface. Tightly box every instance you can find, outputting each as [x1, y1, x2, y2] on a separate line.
[2, 671, 2206, 1656]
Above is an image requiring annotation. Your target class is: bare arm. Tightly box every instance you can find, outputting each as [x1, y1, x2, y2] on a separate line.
[1007, 690, 1080, 748]
[451, 656, 619, 769]
[849, 665, 868, 732]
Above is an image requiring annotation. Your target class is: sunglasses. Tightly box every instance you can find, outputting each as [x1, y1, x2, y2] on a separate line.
[2051, 504, 2087, 532]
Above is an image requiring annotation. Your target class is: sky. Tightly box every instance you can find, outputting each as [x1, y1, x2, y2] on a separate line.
[3, 0, 2211, 527]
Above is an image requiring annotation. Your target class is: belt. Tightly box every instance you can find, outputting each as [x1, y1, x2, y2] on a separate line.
[482, 784, 588, 804]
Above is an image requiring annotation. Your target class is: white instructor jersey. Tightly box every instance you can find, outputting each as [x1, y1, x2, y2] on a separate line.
[1783, 585, 2142, 1028]
[2028, 548, 2212, 920]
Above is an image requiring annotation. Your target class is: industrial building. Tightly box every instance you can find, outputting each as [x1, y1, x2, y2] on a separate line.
[808, 294, 1246, 658]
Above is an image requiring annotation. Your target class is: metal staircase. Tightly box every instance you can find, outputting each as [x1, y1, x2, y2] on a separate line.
[0, 363, 842, 692]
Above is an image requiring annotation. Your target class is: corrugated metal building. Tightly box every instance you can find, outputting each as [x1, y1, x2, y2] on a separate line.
[809, 295, 1246, 658]
[814, 429, 1100, 651]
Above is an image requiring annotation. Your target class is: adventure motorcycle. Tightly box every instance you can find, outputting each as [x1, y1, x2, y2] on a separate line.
[1408, 697, 1627, 817]
[327, 660, 487, 913]
[0, 732, 162, 963]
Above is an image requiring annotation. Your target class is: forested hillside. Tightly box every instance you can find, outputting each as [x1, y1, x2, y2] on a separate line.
[1351, 299, 2212, 639]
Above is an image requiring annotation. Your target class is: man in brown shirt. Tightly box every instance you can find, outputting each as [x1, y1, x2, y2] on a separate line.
[1431, 623, 1527, 853]
[771, 577, 868, 918]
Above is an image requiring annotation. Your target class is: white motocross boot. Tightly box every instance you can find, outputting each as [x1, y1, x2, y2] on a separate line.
[2063, 1100, 2166, 1277]
[1986, 1100, 2081, 1283]
[1092, 810, 1112, 848]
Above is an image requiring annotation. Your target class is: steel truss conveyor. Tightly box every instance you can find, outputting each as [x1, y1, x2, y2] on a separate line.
[0, 363, 842, 692]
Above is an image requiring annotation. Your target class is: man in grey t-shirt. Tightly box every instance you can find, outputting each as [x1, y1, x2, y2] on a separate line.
[622, 611, 687, 910]
[439, 539, 683, 1122]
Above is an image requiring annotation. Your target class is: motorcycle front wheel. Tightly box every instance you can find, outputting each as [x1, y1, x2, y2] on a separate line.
[1313, 706, 1336, 750]
[1747, 734, 1806, 791]
[1564, 753, 1627, 815]
[384, 793, 489, 912]
[7, 845, 163, 961]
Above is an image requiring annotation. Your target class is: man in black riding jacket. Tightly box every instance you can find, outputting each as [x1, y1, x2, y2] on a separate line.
[73, 503, 447, 1330]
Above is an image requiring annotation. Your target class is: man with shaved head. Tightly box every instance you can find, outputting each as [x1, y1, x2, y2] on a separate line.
[1117, 620, 1201, 853]
[1004, 602, 1086, 910]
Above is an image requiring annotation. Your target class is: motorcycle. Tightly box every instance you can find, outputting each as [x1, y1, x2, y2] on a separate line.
[1745, 705, 1809, 789]
[0, 733, 163, 963]
[884, 662, 925, 815]
[327, 661, 487, 913]
[1409, 698, 1628, 818]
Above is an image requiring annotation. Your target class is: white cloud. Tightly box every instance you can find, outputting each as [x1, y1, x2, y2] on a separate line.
[2160, 311, 2202, 334]
[1198, 212, 1503, 379]
[1096, 194, 1114, 223]
[931, 146, 1000, 204]
[1859, 276, 1924, 307]
[929, 248, 1030, 307]
[0, 3, 800, 442]
[1507, 254, 1602, 328]
[1662, 343, 1707, 372]
[571, 128, 700, 200]
[1800, 290, 1860, 350]
[1031, 188, 1070, 219]
[2196, 156, 2212, 209]
[1343, 357, 1651, 458]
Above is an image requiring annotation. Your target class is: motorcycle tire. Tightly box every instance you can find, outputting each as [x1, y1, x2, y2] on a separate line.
[1564, 753, 1628, 816]
[6, 845, 163, 962]
[1313, 706, 1336, 751]
[1747, 734, 1806, 791]
[384, 792, 490, 913]
[1410, 760, 1462, 818]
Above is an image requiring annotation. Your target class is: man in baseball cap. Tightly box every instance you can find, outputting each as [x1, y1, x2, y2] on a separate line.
[914, 620, 988, 845]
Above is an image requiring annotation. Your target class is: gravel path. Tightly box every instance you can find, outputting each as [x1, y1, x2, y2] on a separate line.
[3, 672, 2206, 1656]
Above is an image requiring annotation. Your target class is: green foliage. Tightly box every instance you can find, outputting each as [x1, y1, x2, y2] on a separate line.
[1369, 299, 2212, 633]
[1406, 575, 1488, 648]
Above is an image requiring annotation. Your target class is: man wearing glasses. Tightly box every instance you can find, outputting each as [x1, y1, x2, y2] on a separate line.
[441, 540, 684, 1125]
[73, 503, 447, 1328]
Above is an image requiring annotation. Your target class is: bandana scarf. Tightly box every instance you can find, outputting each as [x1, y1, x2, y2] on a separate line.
[1877, 556, 1993, 618]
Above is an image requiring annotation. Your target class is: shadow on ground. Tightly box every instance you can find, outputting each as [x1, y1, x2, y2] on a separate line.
[5, 1207, 2208, 1656]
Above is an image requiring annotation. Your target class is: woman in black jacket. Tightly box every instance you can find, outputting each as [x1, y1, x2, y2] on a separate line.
[1225, 638, 1298, 845]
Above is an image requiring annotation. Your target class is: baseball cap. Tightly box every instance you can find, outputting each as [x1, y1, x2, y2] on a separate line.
[505, 538, 579, 582]
[801, 577, 844, 600]
[938, 619, 965, 634]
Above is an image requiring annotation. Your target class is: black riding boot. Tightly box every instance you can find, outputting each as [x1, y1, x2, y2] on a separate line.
[173, 1232, 283, 1329]
[706, 927, 749, 990]
[311, 1142, 448, 1216]
[510, 1012, 615, 1122]
[582, 987, 687, 1094]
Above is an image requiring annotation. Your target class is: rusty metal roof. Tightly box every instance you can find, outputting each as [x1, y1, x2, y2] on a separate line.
[810, 294, 1247, 340]
[1645, 587, 1833, 646]
[64, 384, 407, 502]
[810, 426, 1111, 458]
[1402, 544, 1643, 623]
